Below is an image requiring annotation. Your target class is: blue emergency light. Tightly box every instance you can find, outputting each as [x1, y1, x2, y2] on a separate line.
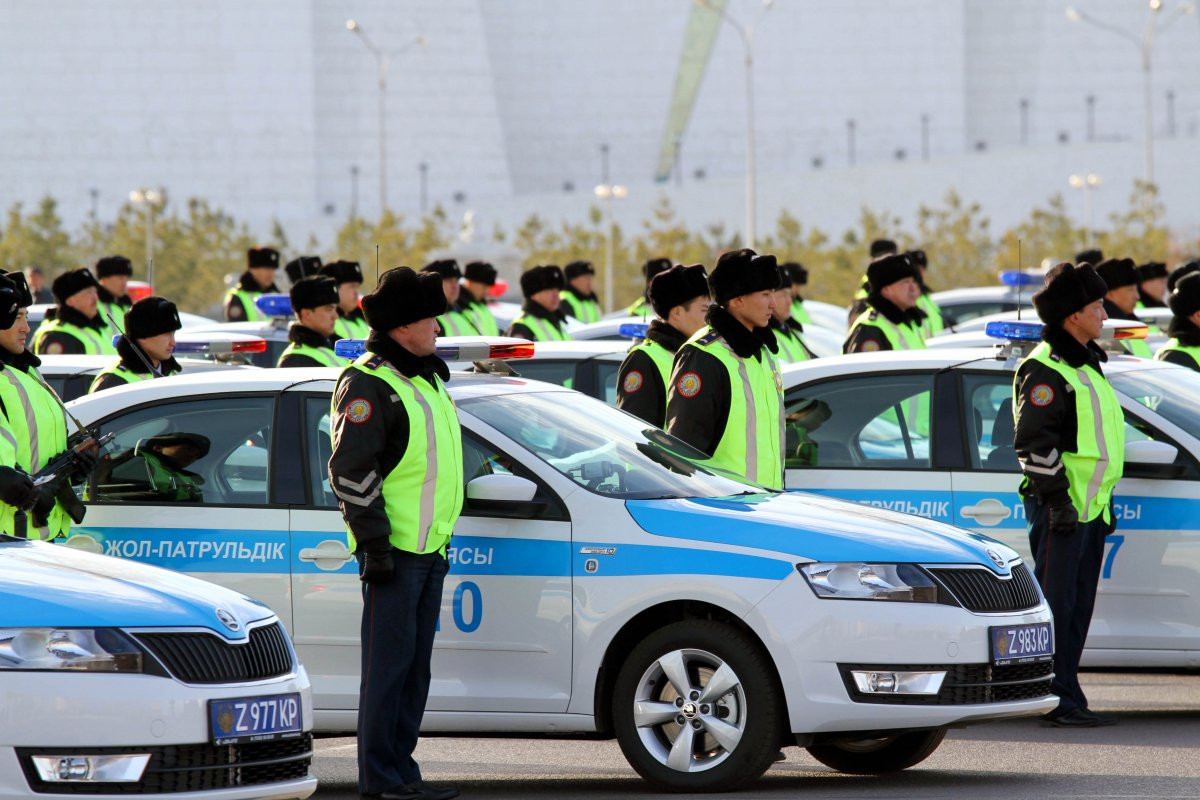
[110, 334, 122, 346]
[334, 338, 536, 362]
[984, 320, 1043, 342]
[618, 323, 649, 339]
[999, 271, 1039, 288]
[254, 294, 293, 317]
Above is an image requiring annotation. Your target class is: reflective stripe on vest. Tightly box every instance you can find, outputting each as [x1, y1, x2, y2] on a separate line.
[279, 342, 343, 367]
[1154, 338, 1200, 370]
[685, 327, 783, 489]
[1019, 341, 1125, 523]
[915, 293, 945, 338]
[512, 313, 568, 341]
[335, 355, 464, 554]
[334, 315, 370, 341]
[0, 366, 70, 539]
[89, 363, 154, 394]
[849, 308, 926, 351]
[560, 292, 601, 324]
[438, 310, 479, 337]
[227, 289, 266, 322]
[32, 319, 114, 355]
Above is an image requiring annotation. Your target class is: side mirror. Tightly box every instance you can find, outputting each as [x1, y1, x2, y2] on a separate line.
[1124, 439, 1177, 465]
[465, 474, 542, 516]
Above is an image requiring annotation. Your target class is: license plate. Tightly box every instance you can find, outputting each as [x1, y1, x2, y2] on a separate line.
[209, 693, 302, 745]
[990, 622, 1053, 666]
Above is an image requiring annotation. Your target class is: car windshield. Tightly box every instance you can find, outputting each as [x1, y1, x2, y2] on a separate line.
[1111, 366, 1200, 434]
[458, 391, 763, 499]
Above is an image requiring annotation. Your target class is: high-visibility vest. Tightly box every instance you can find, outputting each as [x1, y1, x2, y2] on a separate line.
[143, 451, 203, 502]
[32, 319, 116, 355]
[334, 354, 464, 555]
[225, 289, 266, 322]
[915, 293, 945, 338]
[0, 366, 70, 539]
[96, 300, 129, 335]
[681, 327, 783, 489]
[463, 301, 500, 337]
[625, 297, 651, 317]
[774, 327, 810, 363]
[89, 363, 154, 393]
[848, 308, 926, 351]
[1154, 338, 1200, 370]
[560, 292, 601, 323]
[333, 315, 370, 341]
[437, 309, 480, 337]
[1018, 341, 1125, 524]
[511, 313, 568, 342]
[790, 299, 813, 327]
[278, 342, 342, 367]
[625, 337, 675, 422]
[1122, 338, 1153, 358]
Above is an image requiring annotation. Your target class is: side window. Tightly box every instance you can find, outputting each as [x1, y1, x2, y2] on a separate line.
[461, 432, 568, 521]
[89, 396, 273, 506]
[1123, 413, 1200, 480]
[304, 397, 337, 509]
[961, 373, 1018, 472]
[784, 374, 933, 470]
[510, 360, 575, 390]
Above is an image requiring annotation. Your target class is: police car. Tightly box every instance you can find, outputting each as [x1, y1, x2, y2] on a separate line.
[781, 321, 1200, 668]
[180, 295, 296, 368]
[57, 344, 1055, 792]
[0, 536, 315, 799]
[929, 272, 1040, 328]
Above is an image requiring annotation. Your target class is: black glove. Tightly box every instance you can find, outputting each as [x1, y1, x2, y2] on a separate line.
[0, 467, 37, 509]
[1047, 500, 1078, 537]
[358, 550, 394, 585]
[31, 486, 56, 528]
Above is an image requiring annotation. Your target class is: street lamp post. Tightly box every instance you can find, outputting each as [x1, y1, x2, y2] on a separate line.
[346, 19, 427, 215]
[696, 0, 774, 250]
[128, 188, 162, 287]
[1068, 172, 1102, 238]
[594, 182, 627, 313]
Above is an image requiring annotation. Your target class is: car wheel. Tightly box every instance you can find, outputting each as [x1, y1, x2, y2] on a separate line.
[612, 620, 783, 793]
[805, 728, 946, 774]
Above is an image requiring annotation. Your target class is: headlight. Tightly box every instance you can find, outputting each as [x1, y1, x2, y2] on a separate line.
[0, 628, 143, 672]
[798, 563, 938, 603]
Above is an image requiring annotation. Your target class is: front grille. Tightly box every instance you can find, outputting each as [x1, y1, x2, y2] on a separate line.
[839, 661, 1053, 705]
[930, 564, 1042, 613]
[134, 622, 293, 684]
[18, 733, 311, 794]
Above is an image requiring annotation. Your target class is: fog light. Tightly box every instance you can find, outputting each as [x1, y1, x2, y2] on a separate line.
[851, 670, 946, 695]
[31, 754, 150, 783]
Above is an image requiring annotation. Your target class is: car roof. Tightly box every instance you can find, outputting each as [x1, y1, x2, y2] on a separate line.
[930, 285, 1026, 304]
[37, 354, 253, 375]
[184, 320, 291, 340]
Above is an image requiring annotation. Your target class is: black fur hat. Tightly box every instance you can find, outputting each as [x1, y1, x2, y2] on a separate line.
[125, 296, 182, 340]
[95, 255, 134, 278]
[649, 264, 710, 318]
[289, 276, 339, 312]
[519, 265, 565, 297]
[866, 253, 919, 293]
[1095, 258, 1138, 290]
[464, 261, 497, 285]
[1137, 262, 1168, 282]
[642, 257, 673, 284]
[285, 255, 323, 284]
[782, 262, 808, 287]
[708, 249, 781, 306]
[564, 260, 595, 280]
[3, 271, 33, 309]
[1033, 262, 1109, 325]
[1168, 272, 1200, 320]
[320, 260, 364, 286]
[1168, 260, 1200, 293]
[248, 247, 280, 269]
[0, 274, 21, 330]
[52, 268, 100, 305]
[869, 239, 898, 258]
[361, 267, 447, 331]
[421, 259, 462, 280]
[1075, 248, 1104, 266]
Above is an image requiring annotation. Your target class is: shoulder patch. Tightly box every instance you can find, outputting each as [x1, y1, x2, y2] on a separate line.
[676, 371, 702, 398]
[622, 370, 644, 394]
[1029, 383, 1055, 407]
[43, 341, 64, 355]
[345, 398, 373, 423]
[859, 340, 881, 352]
[697, 329, 721, 345]
[364, 355, 386, 368]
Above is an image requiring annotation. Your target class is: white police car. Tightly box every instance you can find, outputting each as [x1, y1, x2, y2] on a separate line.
[781, 320, 1200, 668]
[58, 346, 1055, 792]
[0, 536, 315, 799]
[929, 271, 1040, 329]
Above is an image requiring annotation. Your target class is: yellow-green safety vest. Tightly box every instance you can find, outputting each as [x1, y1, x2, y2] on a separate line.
[89, 363, 154, 394]
[463, 302, 500, 337]
[226, 288, 266, 322]
[625, 297, 651, 317]
[1122, 338, 1153, 358]
[437, 309, 480, 337]
[1154, 338, 1200, 370]
[279, 342, 343, 367]
[0, 365, 70, 539]
[560, 292, 601, 324]
[849, 308, 926, 351]
[627, 337, 675, 420]
[511, 313, 568, 342]
[774, 328, 810, 363]
[334, 354, 464, 555]
[32, 319, 116, 355]
[334, 315, 370, 341]
[915, 293, 945, 338]
[96, 300, 129, 335]
[790, 299, 812, 327]
[1017, 341, 1125, 524]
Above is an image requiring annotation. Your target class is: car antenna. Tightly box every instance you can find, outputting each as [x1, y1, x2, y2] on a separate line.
[375, 244, 380, 285]
[1016, 239, 1022, 321]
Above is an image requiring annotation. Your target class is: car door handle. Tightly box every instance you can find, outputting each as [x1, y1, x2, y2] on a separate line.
[959, 498, 1013, 527]
[299, 539, 355, 571]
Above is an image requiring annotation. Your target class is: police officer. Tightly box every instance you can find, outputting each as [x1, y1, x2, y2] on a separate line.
[285, 255, 323, 285]
[277, 276, 342, 367]
[459, 261, 500, 336]
[89, 296, 183, 393]
[560, 260, 602, 323]
[1015, 261, 1122, 728]
[94, 255, 134, 335]
[848, 238, 898, 323]
[1095, 258, 1153, 357]
[843, 253, 926, 353]
[616, 264, 710, 427]
[0, 271, 95, 538]
[224, 246, 280, 322]
[909, 250, 947, 338]
[0, 275, 39, 520]
[781, 262, 813, 326]
[507, 265, 570, 341]
[98, 432, 208, 503]
[32, 268, 117, 355]
[1135, 262, 1168, 309]
[422, 260, 478, 337]
[625, 257, 672, 317]
[1156, 272, 1200, 371]
[328, 267, 461, 800]
[768, 267, 815, 363]
[322, 260, 370, 341]
[666, 249, 784, 489]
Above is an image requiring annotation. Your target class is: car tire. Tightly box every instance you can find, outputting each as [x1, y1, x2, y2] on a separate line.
[805, 728, 946, 774]
[612, 620, 783, 793]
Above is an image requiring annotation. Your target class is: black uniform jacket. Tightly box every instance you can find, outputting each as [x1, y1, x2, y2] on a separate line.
[505, 300, 568, 341]
[1013, 323, 1109, 508]
[615, 319, 688, 428]
[222, 272, 279, 322]
[277, 324, 338, 368]
[842, 293, 926, 354]
[327, 332, 451, 555]
[1160, 315, 1200, 370]
[37, 306, 109, 355]
[90, 336, 181, 393]
[664, 305, 778, 458]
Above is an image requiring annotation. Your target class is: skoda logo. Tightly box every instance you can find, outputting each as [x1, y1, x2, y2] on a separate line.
[985, 548, 1007, 570]
[215, 608, 241, 632]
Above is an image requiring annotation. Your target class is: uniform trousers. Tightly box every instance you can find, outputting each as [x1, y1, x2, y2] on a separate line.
[357, 549, 448, 795]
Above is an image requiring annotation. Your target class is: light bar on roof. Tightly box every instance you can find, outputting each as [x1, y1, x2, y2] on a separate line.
[333, 338, 536, 361]
[618, 323, 649, 339]
[999, 271, 1040, 288]
[173, 338, 268, 355]
[254, 294, 292, 317]
[984, 320, 1043, 342]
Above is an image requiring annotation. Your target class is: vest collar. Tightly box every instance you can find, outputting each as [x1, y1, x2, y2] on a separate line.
[565, 286, 598, 303]
[337, 306, 365, 322]
[97, 286, 131, 306]
[0, 346, 40, 372]
[116, 336, 180, 376]
[1167, 314, 1200, 346]
[645, 319, 688, 353]
[1042, 322, 1107, 370]
[1102, 298, 1141, 322]
[707, 305, 778, 359]
[52, 305, 106, 332]
[287, 323, 335, 349]
[366, 331, 450, 384]
[238, 271, 278, 293]
[867, 292, 926, 327]
[521, 300, 566, 326]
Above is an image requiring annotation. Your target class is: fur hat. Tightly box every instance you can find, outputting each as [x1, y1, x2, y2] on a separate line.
[869, 238, 898, 258]
[320, 259, 364, 286]
[421, 259, 462, 280]
[95, 255, 133, 278]
[708, 249, 781, 306]
[0, 275, 21, 330]
[907, 249, 928, 268]
[1137, 262, 1168, 282]
[1075, 248, 1104, 266]
[4, 271, 33, 309]
[642, 257, 673, 284]
[125, 296, 182, 340]
[1095, 258, 1138, 290]
[285, 255, 323, 284]
[52, 268, 100, 305]
[361, 267, 447, 332]
[1033, 262, 1109, 325]
[519, 265, 565, 297]
[866, 253, 919, 293]
[1168, 260, 1200, 293]
[649, 264, 710, 318]
[247, 247, 280, 269]
[1168, 272, 1200, 320]
[564, 260, 595, 280]
[782, 262, 808, 287]
[464, 261, 497, 285]
[289, 275, 339, 312]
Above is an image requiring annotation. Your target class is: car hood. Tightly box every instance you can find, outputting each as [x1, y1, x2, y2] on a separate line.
[626, 491, 1018, 575]
[0, 538, 274, 639]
